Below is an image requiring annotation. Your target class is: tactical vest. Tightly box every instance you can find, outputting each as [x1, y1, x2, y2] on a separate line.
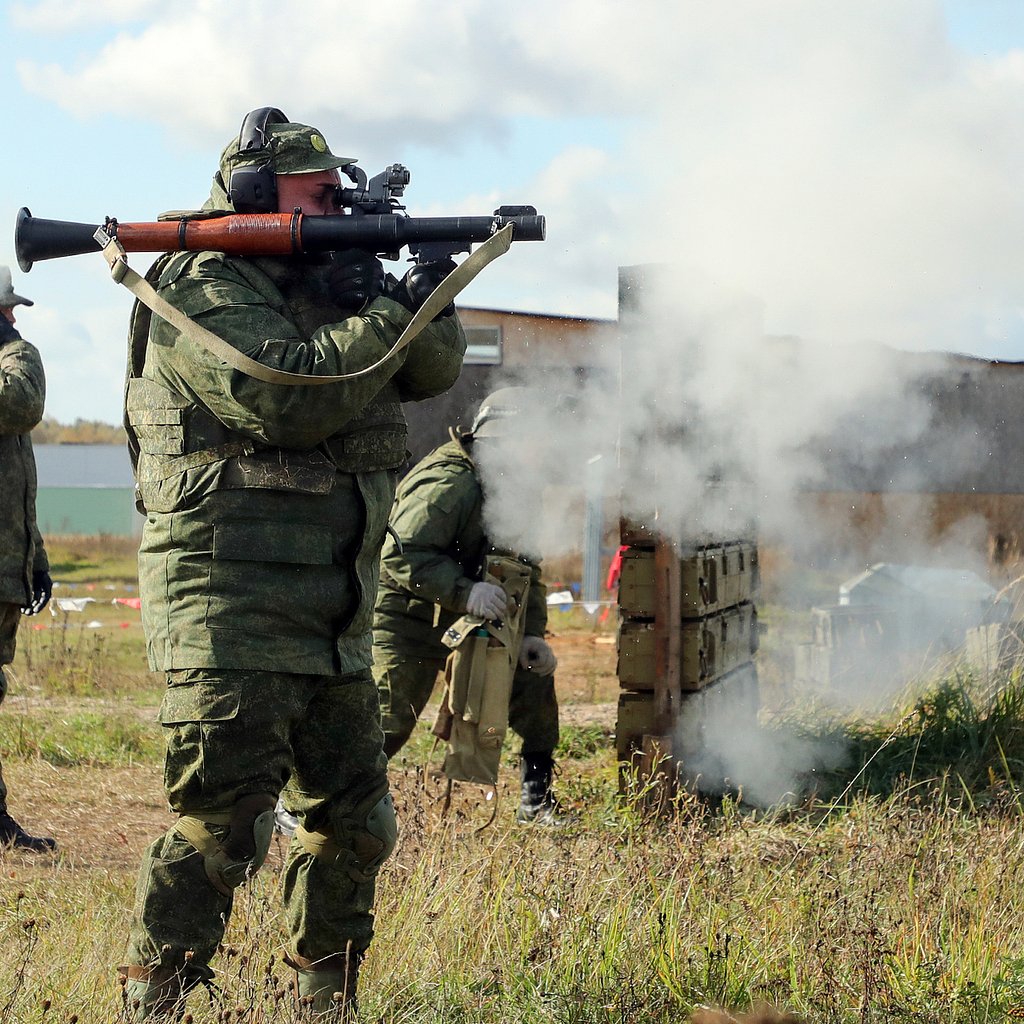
[125, 252, 409, 514]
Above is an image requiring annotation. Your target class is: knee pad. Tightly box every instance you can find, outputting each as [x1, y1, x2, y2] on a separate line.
[175, 793, 277, 896]
[295, 783, 397, 884]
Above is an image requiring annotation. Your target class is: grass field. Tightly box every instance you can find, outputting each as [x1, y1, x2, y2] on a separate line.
[1, 542, 1024, 1022]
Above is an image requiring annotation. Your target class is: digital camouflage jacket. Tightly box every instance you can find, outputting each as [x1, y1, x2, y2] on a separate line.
[0, 335, 48, 606]
[372, 433, 547, 658]
[126, 249, 466, 675]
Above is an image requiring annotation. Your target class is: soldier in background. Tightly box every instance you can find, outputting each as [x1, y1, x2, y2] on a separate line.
[119, 111, 465, 1020]
[0, 266, 55, 853]
[372, 387, 567, 824]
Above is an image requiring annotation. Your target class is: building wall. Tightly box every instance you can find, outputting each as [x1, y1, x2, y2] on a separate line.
[813, 355, 1024, 495]
[797, 491, 1024, 576]
[402, 306, 612, 465]
[615, 266, 1024, 575]
[457, 307, 615, 369]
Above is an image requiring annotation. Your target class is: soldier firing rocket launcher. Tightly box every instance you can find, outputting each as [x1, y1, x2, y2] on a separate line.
[13, 160, 545, 272]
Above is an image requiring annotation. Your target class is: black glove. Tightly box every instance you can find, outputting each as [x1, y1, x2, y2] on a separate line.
[0, 317, 21, 345]
[385, 259, 458, 319]
[326, 249, 385, 313]
[21, 570, 52, 616]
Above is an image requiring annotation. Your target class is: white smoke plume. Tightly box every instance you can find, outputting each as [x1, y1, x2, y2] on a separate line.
[462, 2, 1024, 804]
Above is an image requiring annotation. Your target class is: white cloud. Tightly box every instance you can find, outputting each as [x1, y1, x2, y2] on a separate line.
[10, 0, 163, 32]
[15, 0, 1024, 391]
[452, 146, 622, 317]
[15, 0, 650, 148]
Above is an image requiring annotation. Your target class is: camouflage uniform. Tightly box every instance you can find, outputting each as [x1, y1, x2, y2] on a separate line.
[121, 121, 466, 1012]
[0, 331, 48, 812]
[372, 432, 559, 758]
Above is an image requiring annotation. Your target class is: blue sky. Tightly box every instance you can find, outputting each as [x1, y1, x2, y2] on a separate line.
[4, 0, 1024, 422]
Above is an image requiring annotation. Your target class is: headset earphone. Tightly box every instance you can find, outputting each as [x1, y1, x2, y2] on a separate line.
[227, 107, 289, 214]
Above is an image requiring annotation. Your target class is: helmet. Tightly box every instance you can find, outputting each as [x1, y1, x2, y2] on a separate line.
[0, 266, 32, 308]
[469, 386, 536, 439]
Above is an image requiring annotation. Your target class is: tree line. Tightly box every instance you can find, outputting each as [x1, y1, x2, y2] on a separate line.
[32, 417, 126, 444]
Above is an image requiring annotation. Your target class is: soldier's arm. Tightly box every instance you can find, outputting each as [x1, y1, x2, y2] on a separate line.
[382, 470, 480, 612]
[0, 340, 45, 435]
[31, 524, 48, 574]
[392, 313, 467, 402]
[150, 253, 457, 449]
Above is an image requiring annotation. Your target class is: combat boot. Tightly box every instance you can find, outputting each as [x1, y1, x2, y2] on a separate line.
[287, 949, 361, 1021]
[118, 964, 198, 1022]
[0, 810, 56, 852]
[517, 752, 571, 825]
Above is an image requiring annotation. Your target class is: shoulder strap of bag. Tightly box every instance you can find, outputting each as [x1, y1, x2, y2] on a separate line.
[99, 224, 513, 386]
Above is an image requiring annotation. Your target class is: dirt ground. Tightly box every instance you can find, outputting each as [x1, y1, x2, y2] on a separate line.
[0, 629, 620, 876]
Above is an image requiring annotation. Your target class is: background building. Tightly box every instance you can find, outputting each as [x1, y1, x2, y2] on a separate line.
[802, 349, 1024, 573]
[403, 304, 615, 462]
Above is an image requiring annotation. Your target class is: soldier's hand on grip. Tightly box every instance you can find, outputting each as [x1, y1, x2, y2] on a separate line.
[21, 570, 52, 616]
[386, 259, 458, 319]
[466, 581, 508, 621]
[326, 249, 385, 313]
[519, 635, 557, 676]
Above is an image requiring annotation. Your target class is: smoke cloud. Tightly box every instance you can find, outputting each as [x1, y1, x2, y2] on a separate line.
[460, 3, 1024, 803]
[472, 266, 1004, 802]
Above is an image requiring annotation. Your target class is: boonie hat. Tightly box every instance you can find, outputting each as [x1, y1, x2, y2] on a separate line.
[0, 266, 33, 307]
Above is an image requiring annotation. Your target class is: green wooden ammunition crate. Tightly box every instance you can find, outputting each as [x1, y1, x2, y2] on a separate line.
[616, 665, 761, 773]
[618, 548, 657, 618]
[675, 663, 761, 783]
[680, 546, 724, 617]
[681, 603, 757, 689]
[617, 620, 657, 689]
[619, 604, 758, 691]
[720, 542, 759, 609]
[616, 691, 656, 758]
[618, 541, 759, 620]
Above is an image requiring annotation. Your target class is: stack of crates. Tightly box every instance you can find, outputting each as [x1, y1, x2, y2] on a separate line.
[615, 529, 761, 775]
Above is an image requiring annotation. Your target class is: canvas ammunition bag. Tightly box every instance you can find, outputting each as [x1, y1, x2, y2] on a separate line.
[433, 554, 533, 786]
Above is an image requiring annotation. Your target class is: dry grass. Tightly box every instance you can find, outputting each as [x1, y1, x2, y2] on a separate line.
[2, 537, 1024, 1021]
[45, 535, 140, 585]
[5, 752, 1024, 1022]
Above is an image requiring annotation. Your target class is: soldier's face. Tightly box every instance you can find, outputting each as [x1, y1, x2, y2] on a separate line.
[276, 170, 342, 216]
[0, 307, 14, 326]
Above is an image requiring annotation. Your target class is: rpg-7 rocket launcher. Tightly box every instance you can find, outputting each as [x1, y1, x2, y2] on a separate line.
[14, 160, 545, 272]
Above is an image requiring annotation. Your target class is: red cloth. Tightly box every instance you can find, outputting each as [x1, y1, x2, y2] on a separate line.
[605, 545, 628, 591]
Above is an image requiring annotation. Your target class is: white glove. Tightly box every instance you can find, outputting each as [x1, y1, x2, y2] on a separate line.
[519, 635, 557, 676]
[466, 581, 508, 620]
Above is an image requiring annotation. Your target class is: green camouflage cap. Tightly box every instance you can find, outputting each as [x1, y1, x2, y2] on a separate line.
[222, 121, 355, 177]
[267, 122, 356, 174]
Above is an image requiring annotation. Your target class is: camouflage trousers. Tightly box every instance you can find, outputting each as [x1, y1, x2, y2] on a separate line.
[0, 603, 22, 811]
[126, 667, 390, 974]
[373, 643, 560, 759]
